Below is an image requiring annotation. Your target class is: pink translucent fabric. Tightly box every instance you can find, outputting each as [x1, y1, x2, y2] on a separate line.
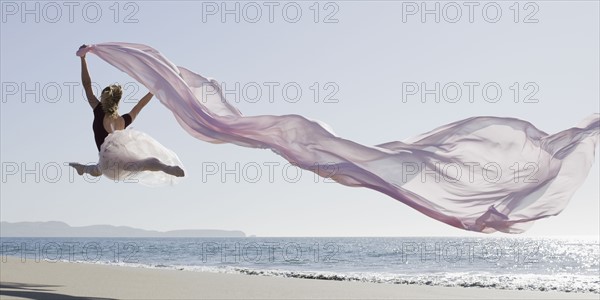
[77, 42, 599, 233]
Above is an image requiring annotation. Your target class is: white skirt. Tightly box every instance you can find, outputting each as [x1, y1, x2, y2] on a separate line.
[98, 129, 184, 187]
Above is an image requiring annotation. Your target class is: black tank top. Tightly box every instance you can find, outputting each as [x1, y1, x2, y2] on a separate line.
[93, 103, 132, 151]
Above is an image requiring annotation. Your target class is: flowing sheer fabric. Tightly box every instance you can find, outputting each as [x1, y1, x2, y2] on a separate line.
[77, 42, 599, 233]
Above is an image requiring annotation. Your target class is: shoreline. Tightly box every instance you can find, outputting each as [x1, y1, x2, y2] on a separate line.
[1, 257, 598, 299]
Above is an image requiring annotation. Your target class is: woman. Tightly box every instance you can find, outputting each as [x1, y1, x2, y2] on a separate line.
[69, 45, 184, 183]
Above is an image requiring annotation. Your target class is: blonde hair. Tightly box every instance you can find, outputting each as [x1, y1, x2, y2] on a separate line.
[100, 84, 123, 117]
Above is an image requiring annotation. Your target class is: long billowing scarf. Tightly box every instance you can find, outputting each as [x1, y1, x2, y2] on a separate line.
[77, 42, 599, 233]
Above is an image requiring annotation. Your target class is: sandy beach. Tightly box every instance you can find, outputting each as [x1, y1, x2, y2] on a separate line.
[0, 257, 596, 300]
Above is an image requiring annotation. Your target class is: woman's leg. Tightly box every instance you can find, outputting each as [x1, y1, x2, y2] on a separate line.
[124, 158, 185, 177]
[68, 163, 102, 177]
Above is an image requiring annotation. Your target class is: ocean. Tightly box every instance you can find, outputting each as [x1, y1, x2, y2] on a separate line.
[1, 236, 598, 294]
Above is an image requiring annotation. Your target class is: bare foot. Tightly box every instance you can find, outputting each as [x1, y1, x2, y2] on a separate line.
[165, 166, 185, 177]
[68, 163, 85, 176]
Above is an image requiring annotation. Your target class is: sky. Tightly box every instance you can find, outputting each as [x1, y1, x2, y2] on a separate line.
[1, 1, 598, 237]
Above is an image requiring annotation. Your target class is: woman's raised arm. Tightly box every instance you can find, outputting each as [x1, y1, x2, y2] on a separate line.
[128, 92, 154, 122]
[80, 45, 99, 109]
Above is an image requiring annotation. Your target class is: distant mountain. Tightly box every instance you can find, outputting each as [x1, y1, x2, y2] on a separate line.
[0, 221, 246, 237]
